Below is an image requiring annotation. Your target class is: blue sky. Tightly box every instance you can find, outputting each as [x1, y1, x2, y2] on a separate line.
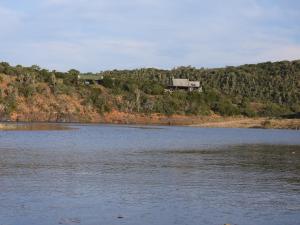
[0, 0, 299, 72]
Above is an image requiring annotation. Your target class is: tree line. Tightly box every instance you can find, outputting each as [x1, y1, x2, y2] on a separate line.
[0, 60, 299, 118]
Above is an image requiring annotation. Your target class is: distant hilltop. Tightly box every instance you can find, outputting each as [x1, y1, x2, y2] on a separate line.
[0, 60, 299, 124]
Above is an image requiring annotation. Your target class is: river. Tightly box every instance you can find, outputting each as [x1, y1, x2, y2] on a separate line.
[0, 124, 299, 225]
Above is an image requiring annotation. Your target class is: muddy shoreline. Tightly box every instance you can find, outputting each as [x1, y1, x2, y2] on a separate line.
[1, 116, 300, 130]
[0, 122, 73, 131]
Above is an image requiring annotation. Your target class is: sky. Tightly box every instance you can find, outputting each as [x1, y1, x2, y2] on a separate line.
[0, 0, 300, 72]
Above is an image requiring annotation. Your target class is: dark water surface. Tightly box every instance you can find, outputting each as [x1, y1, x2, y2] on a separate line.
[0, 124, 300, 225]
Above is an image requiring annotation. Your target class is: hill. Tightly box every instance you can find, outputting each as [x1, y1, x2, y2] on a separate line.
[0, 60, 300, 127]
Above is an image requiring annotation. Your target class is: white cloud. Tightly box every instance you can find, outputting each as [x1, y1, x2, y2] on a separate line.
[0, 0, 299, 71]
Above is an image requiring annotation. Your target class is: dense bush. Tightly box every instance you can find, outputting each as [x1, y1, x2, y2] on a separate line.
[83, 88, 111, 113]
[53, 83, 74, 95]
[18, 84, 36, 98]
[3, 92, 17, 116]
[259, 103, 291, 117]
[213, 100, 240, 116]
[101, 77, 114, 89]
[0, 60, 299, 117]
[142, 81, 164, 95]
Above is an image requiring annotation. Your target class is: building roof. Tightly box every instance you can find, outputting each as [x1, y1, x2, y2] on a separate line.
[77, 74, 103, 81]
[189, 81, 200, 87]
[171, 78, 200, 88]
[172, 78, 190, 87]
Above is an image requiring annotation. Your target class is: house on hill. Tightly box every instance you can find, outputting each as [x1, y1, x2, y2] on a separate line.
[168, 78, 202, 92]
[77, 74, 103, 85]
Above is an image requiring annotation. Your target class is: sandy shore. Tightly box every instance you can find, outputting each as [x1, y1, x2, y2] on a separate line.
[1, 117, 300, 130]
[0, 123, 72, 131]
[189, 117, 300, 130]
[0, 124, 17, 130]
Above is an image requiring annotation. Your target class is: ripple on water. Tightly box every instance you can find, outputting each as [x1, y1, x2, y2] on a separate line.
[0, 125, 299, 225]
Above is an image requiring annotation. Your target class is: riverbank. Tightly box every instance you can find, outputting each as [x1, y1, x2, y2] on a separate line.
[98, 111, 300, 129]
[189, 117, 300, 130]
[0, 123, 71, 131]
[1, 116, 300, 130]
[0, 123, 16, 130]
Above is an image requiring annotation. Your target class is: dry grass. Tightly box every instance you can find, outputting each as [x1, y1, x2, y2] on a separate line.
[0, 123, 17, 130]
[191, 117, 300, 130]
[2, 116, 299, 130]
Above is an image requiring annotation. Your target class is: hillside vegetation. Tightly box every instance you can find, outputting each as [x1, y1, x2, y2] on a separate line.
[0, 60, 299, 123]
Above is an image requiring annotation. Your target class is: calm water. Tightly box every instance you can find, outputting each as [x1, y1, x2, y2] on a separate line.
[0, 124, 300, 225]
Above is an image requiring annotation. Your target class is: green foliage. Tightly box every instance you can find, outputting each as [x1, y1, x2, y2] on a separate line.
[3, 92, 17, 115]
[36, 69, 53, 83]
[63, 70, 78, 85]
[84, 88, 111, 113]
[291, 104, 300, 113]
[18, 84, 36, 98]
[53, 83, 74, 95]
[142, 81, 164, 95]
[35, 84, 48, 95]
[259, 103, 290, 117]
[101, 77, 114, 89]
[0, 62, 15, 75]
[186, 92, 211, 115]
[0, 65, 5, 74]
[0, 60, 299, 117]
[68, 69, 80, 76]
[122, 82, 138, 92]
[152, 92, 187, 115]
[242, 106, 256, 117]
[213, 100, 240, 116]
[240, 99, 256, 117]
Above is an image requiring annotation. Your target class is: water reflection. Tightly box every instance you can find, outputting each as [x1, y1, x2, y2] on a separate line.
[0, 125, 299, 225]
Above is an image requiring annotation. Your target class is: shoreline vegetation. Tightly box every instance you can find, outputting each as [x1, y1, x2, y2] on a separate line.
[0, 60, 299, 129]
[1, 116, 300, 130]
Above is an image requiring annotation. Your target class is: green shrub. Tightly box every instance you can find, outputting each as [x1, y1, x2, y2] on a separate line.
[213, 100, 240, 116]
[84, 88, 111, 114]
[203, 89, 221, 107]
[102, 77, 114, 89]
[142, 81, 164, 95]
[35, 84, 49, 95]
[0, 60, 299, 118]
[4, 92, 17, 115]
[242, 107, 256, 117]
[240, 100, 257, 117]
[154, 94, 182, 115]
[53, 83, 73, 95]
[259, 103, 290, 117]
[18, 84, 36, 97]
